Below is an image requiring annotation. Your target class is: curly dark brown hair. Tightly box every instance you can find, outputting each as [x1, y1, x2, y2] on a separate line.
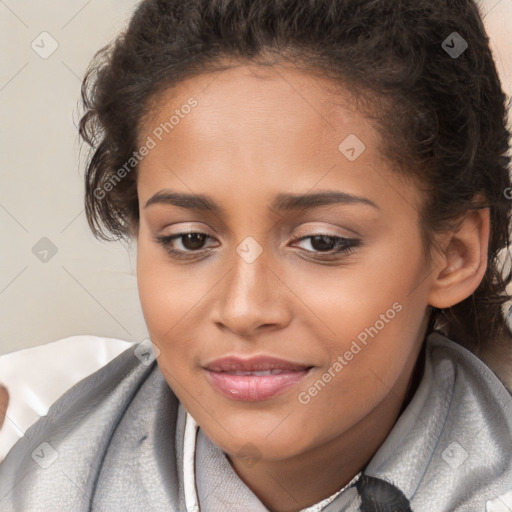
[78, 0, 512, 368]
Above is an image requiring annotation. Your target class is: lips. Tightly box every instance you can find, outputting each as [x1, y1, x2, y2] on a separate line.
[203, 355, 313, 401]
[205, 355, 311, 372]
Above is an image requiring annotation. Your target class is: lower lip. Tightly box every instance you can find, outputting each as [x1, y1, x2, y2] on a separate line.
[205, 369, 311, 401]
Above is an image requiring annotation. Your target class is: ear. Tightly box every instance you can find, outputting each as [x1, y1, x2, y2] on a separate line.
[427, 207, 490, 309]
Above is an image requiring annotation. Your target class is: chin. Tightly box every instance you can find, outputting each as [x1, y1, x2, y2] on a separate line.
[203, 419, 306, 461]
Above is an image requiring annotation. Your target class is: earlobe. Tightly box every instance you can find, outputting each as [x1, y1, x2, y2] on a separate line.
[427, 207, 490, 309]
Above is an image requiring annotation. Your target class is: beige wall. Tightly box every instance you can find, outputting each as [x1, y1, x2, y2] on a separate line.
[483, 0, 512, 94]
[0, 0, 511, 353]
[0, 1, 146, 353]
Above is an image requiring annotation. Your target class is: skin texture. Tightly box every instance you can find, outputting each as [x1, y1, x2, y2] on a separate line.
[134, 63, 489, 512]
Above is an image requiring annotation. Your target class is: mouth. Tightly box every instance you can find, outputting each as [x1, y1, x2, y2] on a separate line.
[203, 355, 314, 401]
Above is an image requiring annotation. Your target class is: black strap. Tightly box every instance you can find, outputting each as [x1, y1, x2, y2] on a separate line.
[356, 474, 413, 512]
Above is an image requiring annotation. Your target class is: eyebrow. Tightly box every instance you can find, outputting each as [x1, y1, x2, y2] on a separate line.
[144, 189, 379, 213]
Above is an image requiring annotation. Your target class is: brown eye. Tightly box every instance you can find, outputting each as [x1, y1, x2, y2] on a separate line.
[154, 232, 216, 259]
[179, 233, 209, 250]
[309, 235, 338, 252]
[292, 234, 360, 257]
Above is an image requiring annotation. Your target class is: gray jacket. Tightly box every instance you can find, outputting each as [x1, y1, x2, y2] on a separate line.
[0, 331, 511, 511]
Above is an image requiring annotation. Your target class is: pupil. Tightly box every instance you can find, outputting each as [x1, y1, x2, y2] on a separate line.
[311, 235, 335, 251]
[183, 233, 205, 250]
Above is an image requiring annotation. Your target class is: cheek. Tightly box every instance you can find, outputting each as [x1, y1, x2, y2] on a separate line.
[286, 243, 426, 397]
[290, 306, 422, 448]
[137, 239, 201, 329]
[136, 253, 199, 400]
[136, 238, 221, 389]
[137, 242, 189, 359]
[282, 251, 414, 346]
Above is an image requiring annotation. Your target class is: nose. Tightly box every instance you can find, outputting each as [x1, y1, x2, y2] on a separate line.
[210, 247, 292, 338]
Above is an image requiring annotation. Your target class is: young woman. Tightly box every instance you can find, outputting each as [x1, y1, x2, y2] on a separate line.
[1, 0, 511, 510]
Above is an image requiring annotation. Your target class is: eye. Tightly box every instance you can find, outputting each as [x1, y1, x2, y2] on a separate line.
[154, 231, 361, 260]
[291, 234, 361, 257]
[154, 232, 216, 259]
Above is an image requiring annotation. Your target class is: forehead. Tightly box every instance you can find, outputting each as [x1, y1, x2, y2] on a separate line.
[140, 62, 365, 132]
[136, 63, 421, 217]
[160, 66, 370, 132]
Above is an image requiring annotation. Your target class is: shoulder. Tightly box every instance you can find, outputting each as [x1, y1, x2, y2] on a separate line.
[0, 335, 137, 460]
[365, 331, 512, 510]
[0, 340, 161, 511]
[426, 330, 512, 403]
[423, 332, 512, 507]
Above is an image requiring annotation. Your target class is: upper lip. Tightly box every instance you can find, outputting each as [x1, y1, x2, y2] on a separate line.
[204, 355, 312, 372]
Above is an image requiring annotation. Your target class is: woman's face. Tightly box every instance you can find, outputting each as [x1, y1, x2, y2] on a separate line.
[136, 63, 434, 463]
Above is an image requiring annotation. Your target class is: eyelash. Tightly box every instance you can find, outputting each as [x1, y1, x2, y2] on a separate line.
[154, 232, 361, 260]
